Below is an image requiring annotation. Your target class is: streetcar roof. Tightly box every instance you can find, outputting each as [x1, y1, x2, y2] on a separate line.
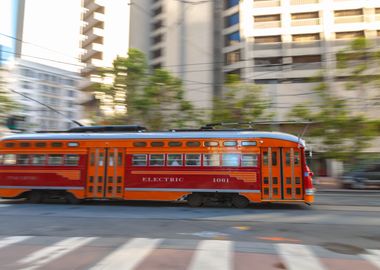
[1, 131, 305, 146]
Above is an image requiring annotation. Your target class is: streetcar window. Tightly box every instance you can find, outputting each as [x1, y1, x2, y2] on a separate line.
[294, 152, 300, 165]
[109, 153, 115, 166]
[0, 154, 3, 165]
[272, 152, 277, 166]
[242, 141, 257, 146]
[133, 142, 147, 147]
[149, 154, 164, 166]
[118, 153, 123, 166]
[204, 141, 219, 147]
[31, 155, 46, 165]
[132, 154, 147, 166]
[185, 154, 201, 166]
[48, 154, 63, 165]
[65, 155, 79, 166]
[263, 152, 268, 165]
[242, 154, 258, 167]
[90, 153, 95, 166]
[51, 142, 63, 147]
[223, 141, 237, 147]
[285, 152, 291, 166]
[5, 142, 15, 148]
[17, 154, 29, 165]
[20, 142, 31, 148]
[35, 142, 46, 148]
[167, 154, 183, 166]
[151, 141, 164, 147]
[67, 142, 79, 147]
[168, 141, 182, 147]
[186, 141, 201, 147]
[203, 154, 220, 166]
[3, 154, 16, 165]
[99, 153, 104, 166]
[222, 153, 240, 167]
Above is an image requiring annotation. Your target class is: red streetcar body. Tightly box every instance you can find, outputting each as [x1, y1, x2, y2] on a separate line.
[0, 130, 314, 206]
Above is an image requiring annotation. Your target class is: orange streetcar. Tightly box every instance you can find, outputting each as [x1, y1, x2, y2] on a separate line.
[0, 125, 314, 207]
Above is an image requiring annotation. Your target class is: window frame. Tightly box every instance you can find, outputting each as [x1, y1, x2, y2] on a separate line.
[149, 154, 165, 166]
[132, 154, 147, 166]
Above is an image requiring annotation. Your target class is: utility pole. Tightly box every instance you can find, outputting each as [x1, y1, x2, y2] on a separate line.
[212, 0, 223, 100]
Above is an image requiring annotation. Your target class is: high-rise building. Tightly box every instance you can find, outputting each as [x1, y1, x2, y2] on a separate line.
[129, 0, 219, 111]
[5, 59, 83, 131]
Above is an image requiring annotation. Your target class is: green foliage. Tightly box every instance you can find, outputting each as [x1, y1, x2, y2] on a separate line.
[212, 74, 271, 125]
[94, 49, 196, 130]
[289, 38, 380, 163]
[0, 68, 18, 123]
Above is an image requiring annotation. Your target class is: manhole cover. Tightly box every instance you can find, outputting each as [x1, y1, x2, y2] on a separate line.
[322, 243, 366, 255]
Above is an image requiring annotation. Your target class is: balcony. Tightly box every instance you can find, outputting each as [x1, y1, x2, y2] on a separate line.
[82, 28, 104, 48]
[254, 21, 281, 29]
[81, 43, 103, 62]
[253, 43, 282, 50]
[335, 15, 364, 24]
[290, 0, 318, 4]
[292, 62, 322, 70]
[291, 40, 321, 48]
[253, 0, 280, 8]
[291, 18, 320, 27]
[255, 65, 282, 72]
[82, 12, 104, 33]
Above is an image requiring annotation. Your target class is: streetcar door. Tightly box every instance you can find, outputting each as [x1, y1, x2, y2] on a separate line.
[261, 147, 282, 200]
[86, 148, 125, 199]
[282, 147, 303, 200]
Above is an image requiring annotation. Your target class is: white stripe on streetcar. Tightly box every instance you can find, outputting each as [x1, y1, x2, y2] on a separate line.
[277, 243, 327, 270]
[362, 249, 380, 269]
[89, 238, 161, 270]
[188, 240, 232, 270]
[18, 237, 96, 270]
[0, 236, 31, 249]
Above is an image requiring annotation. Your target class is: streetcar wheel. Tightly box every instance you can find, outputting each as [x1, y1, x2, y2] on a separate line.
[232, 195, 249, 208]
[65, 193, 82, 204]
[187, 194, 204, 207]
[28, 191, 43, 204]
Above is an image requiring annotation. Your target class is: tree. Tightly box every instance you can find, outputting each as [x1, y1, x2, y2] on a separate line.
[0, 67, 18, 125]
[289, 38, 379, 165]
[211, 74, 272, 125]
[94, 49, 196, 130]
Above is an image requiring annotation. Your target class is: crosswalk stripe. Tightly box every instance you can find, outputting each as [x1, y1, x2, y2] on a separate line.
[18, 237, 97, 270]
[0, 236, 31, 249]
[362, 249, 380, 269]
[89, 238, 162, 270]
[277, 243, 327, 270]
[187, 240, 232, 270]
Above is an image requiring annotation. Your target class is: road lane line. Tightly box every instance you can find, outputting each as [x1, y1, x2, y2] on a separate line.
[277, 243, 327, 270]
[18, 237, 96, 270]
[362, 249, 380, 269]
[187, 240, 232, 270]
[89, 238, 162, 270]
[0, 236, 31, 249]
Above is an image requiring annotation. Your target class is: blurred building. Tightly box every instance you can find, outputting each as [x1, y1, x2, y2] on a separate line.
[5, 59, 83, 132]
[129, 0, 218, 111]
[80, 0, 131, 116]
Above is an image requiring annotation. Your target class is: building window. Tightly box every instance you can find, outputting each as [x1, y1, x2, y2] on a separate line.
[151, 48, 162, 59]
[255, 36, 281, 44]
[152, 34, 163, 44]
[292, 12, 318, 20]
[334, 9, 363, 17]
[292, 33, 320, 42]
[225, 13, 239, 27]
[225, 31, 240, 46]
[254, 14, 280, 22]
[152, 20, 163, 31]
[225, 50, 241, 65]
[335, 31, 365, 39]
[225, 0, 239, 9]
[152, 6, 162, 16]
[254, 57, 282, 71]
[292, 55, 322, 70]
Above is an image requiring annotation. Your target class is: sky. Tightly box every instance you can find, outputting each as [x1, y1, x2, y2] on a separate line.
[1, 0, 83, 72]
[0, 0, 15, 63]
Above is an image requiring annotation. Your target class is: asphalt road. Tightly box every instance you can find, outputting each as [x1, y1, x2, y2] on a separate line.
[0, 192, 379, 245]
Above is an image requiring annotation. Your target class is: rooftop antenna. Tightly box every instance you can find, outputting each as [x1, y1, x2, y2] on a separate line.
[10, 89, 83, 127]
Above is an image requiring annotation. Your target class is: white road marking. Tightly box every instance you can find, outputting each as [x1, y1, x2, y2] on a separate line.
[277, 243, 327, 270]
[362, 249, 380, 269]
[89, 238, 162, 270]
[0, 236, 31, 249]
[187, 240, 232, 270]
[18, 237, 96, 270]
